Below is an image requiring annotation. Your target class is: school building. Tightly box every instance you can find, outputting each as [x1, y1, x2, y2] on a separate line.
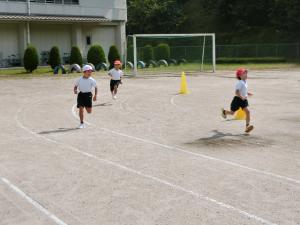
[0, 0, 127, 67]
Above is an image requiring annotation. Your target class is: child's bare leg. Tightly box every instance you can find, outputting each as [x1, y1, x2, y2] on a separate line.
[114, 86, 118, 95]
[86, 107, 92, 114]
[244, 107, 250, 126]
[244, 107, 254, 133]
[79, 107, 84, 123]
[224, 110, 234, 115]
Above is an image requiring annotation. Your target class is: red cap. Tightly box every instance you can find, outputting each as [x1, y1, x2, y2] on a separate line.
[114, 60, 122, 65]
[236, 68, 248, 78]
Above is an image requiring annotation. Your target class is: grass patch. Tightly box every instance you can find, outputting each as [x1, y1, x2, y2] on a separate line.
[0, 67, 52, 76]
[1, 62, 300, 78]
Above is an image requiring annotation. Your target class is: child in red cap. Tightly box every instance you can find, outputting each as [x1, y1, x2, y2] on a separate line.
[108, 60, 124, 100]
[221, 68, 254, 133]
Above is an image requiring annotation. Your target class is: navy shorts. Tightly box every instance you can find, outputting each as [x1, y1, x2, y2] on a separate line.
[110, 79, 121, 92]
[230, 96, 249, 112]
[77, 92, 92, 108]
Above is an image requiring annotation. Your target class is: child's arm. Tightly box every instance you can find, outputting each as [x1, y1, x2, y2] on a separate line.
[235, 90, 246, 100]
[248, 92, 253, 96]
[93, 87, 98, 101]
[74, 85, 78, 94]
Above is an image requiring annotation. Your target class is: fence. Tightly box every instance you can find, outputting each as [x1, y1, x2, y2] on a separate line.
[216, 43, 300, 59]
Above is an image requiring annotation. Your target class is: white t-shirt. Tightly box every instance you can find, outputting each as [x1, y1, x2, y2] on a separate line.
[75, 76, 97, 93]
[235, 80, 248, 98]
[108, 68, 124, 80]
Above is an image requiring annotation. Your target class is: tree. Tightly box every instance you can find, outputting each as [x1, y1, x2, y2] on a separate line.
[48, 46, 61, 69]
[127, 0, 186, 34]
[142, 45, 154, 63]
[108, 45, 121, 69]
[154, 43, 170, 60]
[23, 45, 39, 73]
[87, 44, 106, 66]
[70, 46, 83, 66]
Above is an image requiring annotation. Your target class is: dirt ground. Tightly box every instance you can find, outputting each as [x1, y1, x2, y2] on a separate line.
[0, 69, 299, 225]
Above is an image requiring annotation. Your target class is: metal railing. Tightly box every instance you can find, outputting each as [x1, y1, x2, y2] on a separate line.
[216, 43, 300, 59]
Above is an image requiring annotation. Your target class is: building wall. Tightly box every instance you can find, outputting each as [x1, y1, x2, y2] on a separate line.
[0, 22, 124, 64]
[82, 25, 116, 58]
[0, 0, 127, 21]
[30, 23, 72, 56]
[0, 23, 19, 59]
[0, 0, 127, 65]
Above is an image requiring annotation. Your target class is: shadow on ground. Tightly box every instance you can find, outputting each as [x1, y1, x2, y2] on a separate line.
[38, 127, 79, 135]
[94, 102, 113, 107]
[186, 130, 273, 148]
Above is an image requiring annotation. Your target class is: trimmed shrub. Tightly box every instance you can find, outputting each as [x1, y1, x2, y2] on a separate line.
[154, 43, 170, 61]
[48, 46, 61, 69]
[70, 46, 83, 66]
[23, 45, 39, 73]
[142, 45, 154, 64]
[87, 44, 106, 66]
[108, 45, 121, 69]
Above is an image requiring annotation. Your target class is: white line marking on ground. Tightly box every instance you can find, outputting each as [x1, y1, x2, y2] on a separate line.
[0, 177, 68, 225]
[16, 105, 276, 225]
[170, 95, 178, 106]
[71, 104, 300, 185]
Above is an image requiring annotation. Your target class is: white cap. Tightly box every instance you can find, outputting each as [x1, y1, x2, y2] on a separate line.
[82, 65, 93, 72]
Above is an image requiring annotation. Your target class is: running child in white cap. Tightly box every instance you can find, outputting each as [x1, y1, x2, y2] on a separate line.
[108, 60, 124, 99]
[221, 68, 254, 133]
[74, 65, 97, 129]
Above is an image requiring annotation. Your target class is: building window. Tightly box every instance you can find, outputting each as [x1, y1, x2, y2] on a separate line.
[86, 36, 91, 46]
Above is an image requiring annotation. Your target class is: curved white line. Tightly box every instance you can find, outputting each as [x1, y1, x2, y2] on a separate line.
[71, 105, 300, 185]
[1, 177, 68, 225]
[15, 104, 276, 225]
[170, 95, 178, 106]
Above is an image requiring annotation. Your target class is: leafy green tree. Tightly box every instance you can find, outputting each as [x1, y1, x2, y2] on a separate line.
[48, 46, 61, 69]
[70, 46, 83, 66]
[154, 43, 170, 60]
[87, 44, 106, 66]
[23, 45, 39, 73]
[127, 0, 186, 34]
[108, 45, 121, 69]
[142, 45, 154, 63]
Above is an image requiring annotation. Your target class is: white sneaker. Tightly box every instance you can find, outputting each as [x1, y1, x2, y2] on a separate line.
[78, 123, 85, 129]
[113, 95, 117, 100]
[221, 108, 227, 119]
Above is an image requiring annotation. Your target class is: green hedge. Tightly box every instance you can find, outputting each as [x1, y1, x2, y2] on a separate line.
[87, 44, 106, 66]
[70, 46, 83, 66]
[108, 45, 121, 69]
[217, 57, 287, 64]
[142, 45, 154, 63]
[48, 46, 61, 69]
[23, 45, 39, 73]
[154, 43, 170, 61]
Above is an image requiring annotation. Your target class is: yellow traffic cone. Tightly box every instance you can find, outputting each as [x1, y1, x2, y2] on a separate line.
[235, 107, 246, 120]
[179, 72, 189, 94]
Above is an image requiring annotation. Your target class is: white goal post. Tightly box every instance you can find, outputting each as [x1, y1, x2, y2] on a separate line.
[127, 33, 216, 76]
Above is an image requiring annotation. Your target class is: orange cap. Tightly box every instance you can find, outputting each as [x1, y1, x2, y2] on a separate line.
[236, 68, 248, 78]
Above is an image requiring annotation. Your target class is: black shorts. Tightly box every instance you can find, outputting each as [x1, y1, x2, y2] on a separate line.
[77, 92, 92, 108]
[110, 79, 121, 92]
[230, 96, 249, 112]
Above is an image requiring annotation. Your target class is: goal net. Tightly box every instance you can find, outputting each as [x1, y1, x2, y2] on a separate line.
[125, 34, 216, 76]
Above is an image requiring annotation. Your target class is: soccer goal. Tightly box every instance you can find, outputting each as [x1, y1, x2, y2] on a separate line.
[125, 33, 216, 76]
